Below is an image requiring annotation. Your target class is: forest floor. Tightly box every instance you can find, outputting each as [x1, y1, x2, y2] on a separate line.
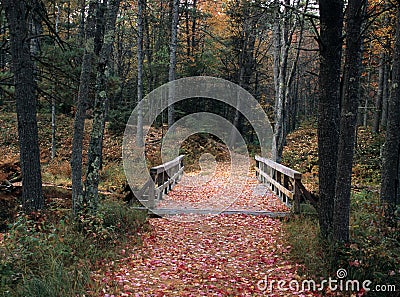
[93, 215, 303, 297]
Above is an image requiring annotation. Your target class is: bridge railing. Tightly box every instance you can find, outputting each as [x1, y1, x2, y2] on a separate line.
[138, 155, 184, 208]
[255, 155, 302, 213]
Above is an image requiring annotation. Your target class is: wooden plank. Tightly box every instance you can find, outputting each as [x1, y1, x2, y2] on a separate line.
[151, 155, 184, 174]
[255, 155, 302, 179]
[255, 168, 294, 199]
[131, 207, 290, 218]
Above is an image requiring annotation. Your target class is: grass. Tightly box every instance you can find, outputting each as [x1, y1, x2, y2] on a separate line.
[284, 194, 400, 296]
[0, 199, 148, 297]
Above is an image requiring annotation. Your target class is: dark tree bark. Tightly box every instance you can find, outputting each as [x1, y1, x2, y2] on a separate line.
[191, 0, 197, 56]
[84, 0, 121, 211]
[317, 0, 344, 239]
[136, 0, 145, 147]
[228, 0, 258, 148]
[3, 0, 44, 212]
[71, 0, 97, 214]
[333, 0, 364, 243]
[373, 52, 386, 133]
[51, 4, 60, 160]
[185, 0, 191, 58]
[144, 3, 154, 94]
[381, 60, 390, 129]
[168, 0, 179, 128]
[381, 3, 400, 221]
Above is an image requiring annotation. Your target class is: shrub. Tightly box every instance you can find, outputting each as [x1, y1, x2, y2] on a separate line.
[74, 200, 147, 247]
[0, 201, 148, 296]
[284, 192, 400, 297]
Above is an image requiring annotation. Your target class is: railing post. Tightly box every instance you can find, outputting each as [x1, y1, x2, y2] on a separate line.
[254, 155, 303, 211]
[179, 157, 184, 181]
[148, 170, 156, 209]
[283, 175, 289, 205]
[294, 179, 301, 214]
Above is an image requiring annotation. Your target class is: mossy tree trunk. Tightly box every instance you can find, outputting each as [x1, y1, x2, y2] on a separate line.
[71, 0, 97, 215]
[84, 0, 121, 211]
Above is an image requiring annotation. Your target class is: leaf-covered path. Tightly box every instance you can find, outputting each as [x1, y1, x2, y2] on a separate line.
[94, 164, 312, 296]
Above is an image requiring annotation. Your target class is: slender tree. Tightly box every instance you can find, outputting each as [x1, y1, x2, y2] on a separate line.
[373, 52, 386, 133]
[272, 0, 308, 162]
[71, 0, 97, 214]
[51, 4, 60, 160]
[381, 1, 400, 221]
[2, 0, 44, 212]
[272, 0, 289, 163]
[168, 0, 179, 128]
[381, 61, 390, 128]
[136, 0, 145, 147]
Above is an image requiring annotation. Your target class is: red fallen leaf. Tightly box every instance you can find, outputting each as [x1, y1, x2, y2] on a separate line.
[91, 162, 317, 296]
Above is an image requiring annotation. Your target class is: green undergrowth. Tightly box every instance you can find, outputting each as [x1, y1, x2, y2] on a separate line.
[284, 192, 400, 296]
[0, 200, 148, 297]
[283, 124, 400, 296]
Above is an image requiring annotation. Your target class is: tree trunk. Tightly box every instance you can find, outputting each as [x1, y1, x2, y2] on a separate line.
[136, 0, 145, 147]
[71, 0, 97, 214]
[284, 0, 308, 142]
[317, 0, 344, 239]
[333, 0, 364, 243]
[272, 0, 281, 112]
[361, 41, 372, 128]
[3, 0, 44, 212]
[272, 0, 284, 162]
[381, 60, 390, 128]
[51, 4, 60, 160]
[191, 0, 197, 56]
[229, 1, 257, 148]
[185, 0, 191, 58]
[373, 52, 386, 133]
[168, 0, 179, 128]
[381, 3, 400, 221]
[84, 0, 121, 211]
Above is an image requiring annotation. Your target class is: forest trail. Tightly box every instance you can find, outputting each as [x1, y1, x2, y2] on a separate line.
[93, 163, 312, 296]
[152, 162, 290, 217]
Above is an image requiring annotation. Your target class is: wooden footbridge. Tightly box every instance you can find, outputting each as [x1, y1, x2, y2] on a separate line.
[132, 155, 315, 217]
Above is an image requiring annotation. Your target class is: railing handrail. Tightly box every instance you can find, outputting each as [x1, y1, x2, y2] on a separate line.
[151, 155, 184, 174]
[255, 155, 302, 213]
[139, 155, 185, 208]
[255, 155, 302, 179]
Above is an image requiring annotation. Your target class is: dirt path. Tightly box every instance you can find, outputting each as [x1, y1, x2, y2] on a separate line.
[93, 164, 311, 296]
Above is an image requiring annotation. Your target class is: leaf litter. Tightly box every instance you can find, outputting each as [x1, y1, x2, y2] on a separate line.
[92, 162, 318, 296]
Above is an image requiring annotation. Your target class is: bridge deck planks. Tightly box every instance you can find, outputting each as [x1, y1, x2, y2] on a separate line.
[131, 206, 289, 218]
